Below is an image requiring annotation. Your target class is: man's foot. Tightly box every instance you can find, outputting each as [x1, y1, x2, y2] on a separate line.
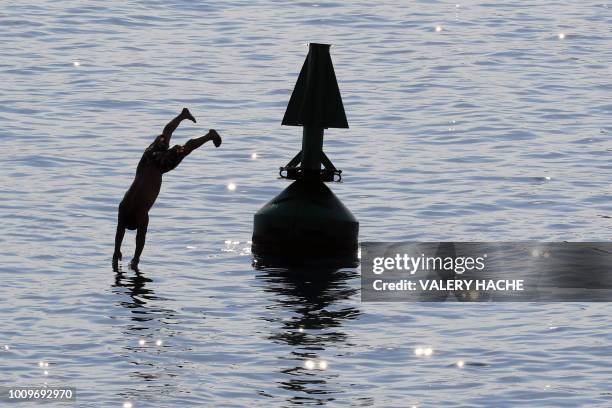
[209, 129, 222, 147]
[182, 107, 196, 123]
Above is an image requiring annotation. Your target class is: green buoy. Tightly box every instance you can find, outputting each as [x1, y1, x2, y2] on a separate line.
[252, 43, 359, 266]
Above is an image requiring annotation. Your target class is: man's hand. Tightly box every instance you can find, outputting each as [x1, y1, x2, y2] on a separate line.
[129, 258, 139, 271]
[112, 251, 122, 270]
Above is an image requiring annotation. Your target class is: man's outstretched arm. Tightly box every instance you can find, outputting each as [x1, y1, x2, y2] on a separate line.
[113, 221, 125, 268]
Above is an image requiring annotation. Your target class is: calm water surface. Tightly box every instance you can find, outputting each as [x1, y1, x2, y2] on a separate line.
[1, 0, 612, 406]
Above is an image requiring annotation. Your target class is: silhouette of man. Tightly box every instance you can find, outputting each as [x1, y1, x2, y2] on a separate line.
[113, 108, 221, 269]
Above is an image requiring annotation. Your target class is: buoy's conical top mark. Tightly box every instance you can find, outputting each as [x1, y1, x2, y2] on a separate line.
[282, 43, 349, 129]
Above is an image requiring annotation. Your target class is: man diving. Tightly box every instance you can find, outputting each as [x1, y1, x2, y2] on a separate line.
[113, 108, 222, 269]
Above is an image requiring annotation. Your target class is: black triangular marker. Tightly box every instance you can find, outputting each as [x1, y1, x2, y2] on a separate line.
[282, 43, 349, 129]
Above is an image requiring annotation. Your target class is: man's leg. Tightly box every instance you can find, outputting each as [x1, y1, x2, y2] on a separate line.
[130, 216, 148, 270]
[181, 129, 222, 155]
[158, 130, 222, 174]
[162, 108, 196, 143]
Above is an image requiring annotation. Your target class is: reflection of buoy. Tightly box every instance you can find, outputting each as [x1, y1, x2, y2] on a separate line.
[252, 43, 358, 265]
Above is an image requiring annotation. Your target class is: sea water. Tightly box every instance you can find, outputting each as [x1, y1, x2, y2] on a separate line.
[1, 1, 611, 406]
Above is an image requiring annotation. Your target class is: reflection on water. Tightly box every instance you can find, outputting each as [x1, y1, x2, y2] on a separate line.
[113, 266, 157, 308]
[111, 266, 180, 399]
[255, 265, 360, 405]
